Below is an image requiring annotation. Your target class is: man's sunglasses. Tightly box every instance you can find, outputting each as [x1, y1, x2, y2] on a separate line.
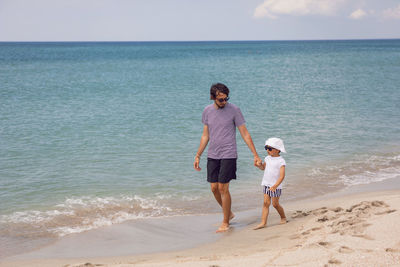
[217, 97, 229, 103]
[265, 146, 274, 151]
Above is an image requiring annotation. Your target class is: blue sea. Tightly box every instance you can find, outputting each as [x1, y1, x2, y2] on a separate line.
[1, 40, 400, 257]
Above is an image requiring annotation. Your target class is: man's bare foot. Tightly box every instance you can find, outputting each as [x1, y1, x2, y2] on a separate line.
[216, 223, 230, 233]
[253, 223, 266, 230]
[280, 218, 287, 224]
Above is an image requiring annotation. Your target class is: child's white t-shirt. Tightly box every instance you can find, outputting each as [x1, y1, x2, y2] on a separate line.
[261, 156, 286, 189]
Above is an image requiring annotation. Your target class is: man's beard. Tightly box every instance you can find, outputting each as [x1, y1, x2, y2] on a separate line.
[215, 101, 226, 109]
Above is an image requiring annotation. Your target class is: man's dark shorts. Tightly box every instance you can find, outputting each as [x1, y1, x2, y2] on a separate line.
[207, 158, 237, 184]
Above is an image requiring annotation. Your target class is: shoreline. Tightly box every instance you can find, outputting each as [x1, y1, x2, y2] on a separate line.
[1, 177, 399, 266]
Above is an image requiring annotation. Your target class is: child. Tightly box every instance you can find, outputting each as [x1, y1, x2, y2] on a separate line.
[254, 137, 287, 230]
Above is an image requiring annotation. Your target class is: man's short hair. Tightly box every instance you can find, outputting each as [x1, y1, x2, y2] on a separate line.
[210, 83, 230, 100]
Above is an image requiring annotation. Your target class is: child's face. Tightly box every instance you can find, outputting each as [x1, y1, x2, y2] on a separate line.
[266, 146, 280, 157]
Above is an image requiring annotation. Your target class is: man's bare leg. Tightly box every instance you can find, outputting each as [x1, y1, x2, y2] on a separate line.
[215, 182, 231, 233]
[210, 183, 235, 221]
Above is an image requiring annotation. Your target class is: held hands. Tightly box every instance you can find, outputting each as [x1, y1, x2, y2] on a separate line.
[254, 155, 262, 167]
[254, 156, 265, 170]
[254, 156, 264, 170]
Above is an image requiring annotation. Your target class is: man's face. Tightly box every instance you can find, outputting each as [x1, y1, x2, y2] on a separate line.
[214, 92, 229, 109]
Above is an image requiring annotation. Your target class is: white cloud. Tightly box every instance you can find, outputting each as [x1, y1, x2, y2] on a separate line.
[383, 4, 400, 19]
[254, 0, 347, 19]
[349, 9, 367, 20]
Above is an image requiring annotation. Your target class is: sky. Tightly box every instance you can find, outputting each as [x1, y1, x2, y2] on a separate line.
[0, 0, 399, 41]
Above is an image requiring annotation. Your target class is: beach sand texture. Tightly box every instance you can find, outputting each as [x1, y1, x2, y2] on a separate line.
[2, 189, 399, 267]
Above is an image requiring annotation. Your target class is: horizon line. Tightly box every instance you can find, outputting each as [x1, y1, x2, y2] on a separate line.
[1, 38, 399, 43]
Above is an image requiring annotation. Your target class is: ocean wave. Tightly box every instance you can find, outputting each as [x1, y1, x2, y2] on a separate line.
[339, 166, 400, 186]
[0, 194, 180, 238]
[307, 153, 400, 187]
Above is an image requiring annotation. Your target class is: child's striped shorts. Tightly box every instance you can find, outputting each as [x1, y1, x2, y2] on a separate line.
[263, 186, 282, 197]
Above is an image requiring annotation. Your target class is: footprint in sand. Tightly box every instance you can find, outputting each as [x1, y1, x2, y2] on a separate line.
[330, 207, 344, 213]
[385, 248, 400, 253]
[317, 213, 339, 223]
[338, 246, 354, 254]
[346, 203, 370, 213]
[317, 216, 329, 222]
[311, 227, 322, 231]
[346, 200, 388, 213]
[327, 259, 342, 265]
[371, 200, 389, 207]
[375, 209, 397, 215]
[312, 207, 329, 216]
[289, 234, 302, 240]
[301, 230, 311, 235]
[318, 241, 332, 248]
[293, 201, 393, 245]
[331, 217, 365, 228]
[291, 210, 311, 218]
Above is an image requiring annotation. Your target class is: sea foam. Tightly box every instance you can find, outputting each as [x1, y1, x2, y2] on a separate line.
[0, 194, 177, 238]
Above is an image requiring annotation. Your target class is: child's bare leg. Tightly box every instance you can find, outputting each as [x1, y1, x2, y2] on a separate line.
[272, 197, 287, 224]
[254, 194, 271, 230]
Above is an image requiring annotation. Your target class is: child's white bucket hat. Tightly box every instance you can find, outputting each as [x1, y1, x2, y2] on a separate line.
[265, 137, 286, 153]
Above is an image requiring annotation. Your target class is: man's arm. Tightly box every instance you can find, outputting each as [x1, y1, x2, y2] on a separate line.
[194, 125, 209, 171]
[237, 124, 261, 166]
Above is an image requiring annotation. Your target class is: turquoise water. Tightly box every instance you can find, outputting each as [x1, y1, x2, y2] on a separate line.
[1, 40, 400, 257]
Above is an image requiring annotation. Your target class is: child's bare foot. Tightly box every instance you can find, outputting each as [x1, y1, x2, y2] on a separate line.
[253, 223, 266, 230]
[229, 212, 235, 221]
[216, 223, 230, 233]
[280, 218, 287, 224]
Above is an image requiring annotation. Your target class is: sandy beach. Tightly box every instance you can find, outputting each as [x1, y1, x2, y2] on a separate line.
[1, 178, 399, 267]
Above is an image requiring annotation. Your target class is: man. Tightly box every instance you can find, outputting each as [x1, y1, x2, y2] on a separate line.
[194, 83, 261, 233]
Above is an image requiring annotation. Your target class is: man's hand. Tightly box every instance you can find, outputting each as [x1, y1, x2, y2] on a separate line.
[269, 185, 277, 192]
[194, 156, 201, 171]
[254, 155, 262, 167]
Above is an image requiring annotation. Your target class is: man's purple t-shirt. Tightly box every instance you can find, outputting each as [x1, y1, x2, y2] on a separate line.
[202, 103, 245, 159]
